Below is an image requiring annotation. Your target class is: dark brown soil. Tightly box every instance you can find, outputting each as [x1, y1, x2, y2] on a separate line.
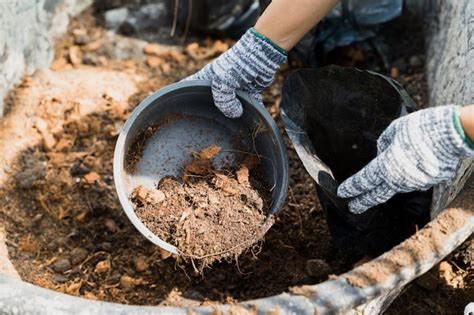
[0, 8, 351, 305]
[132, 146, 271, 270]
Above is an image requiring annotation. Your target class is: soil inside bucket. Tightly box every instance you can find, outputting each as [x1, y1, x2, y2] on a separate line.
[0, 7, 470, 312]
[131, 144, 272, 271]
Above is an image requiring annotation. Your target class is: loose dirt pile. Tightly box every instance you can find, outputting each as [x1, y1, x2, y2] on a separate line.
[132, 145, 271, 270]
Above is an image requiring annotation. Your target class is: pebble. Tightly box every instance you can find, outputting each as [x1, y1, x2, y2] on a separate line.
[53, 274, 69, 283]
[134, 256, 149, 272]
[70, 247, 88, 265]
[305, 259, 331, 278]
[52, 258, 72, 273]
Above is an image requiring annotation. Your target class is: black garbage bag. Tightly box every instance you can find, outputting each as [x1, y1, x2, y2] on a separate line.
[280, 65, 432, 257]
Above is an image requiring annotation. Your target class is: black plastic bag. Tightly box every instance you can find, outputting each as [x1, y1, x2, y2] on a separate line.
[280, 66, 432, 256]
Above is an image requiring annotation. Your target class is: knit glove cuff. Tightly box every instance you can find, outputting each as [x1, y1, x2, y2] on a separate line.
[450, 105, 474, 156]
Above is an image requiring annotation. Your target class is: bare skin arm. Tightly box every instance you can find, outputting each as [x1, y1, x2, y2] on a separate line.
[254, 0, 340, 51]
[460, 104, 474, 141]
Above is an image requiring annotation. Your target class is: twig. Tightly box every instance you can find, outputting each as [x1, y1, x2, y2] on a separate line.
[170, 0, 179, 37]
[79, 251, 109, 270]
[289, 187, 303, 235]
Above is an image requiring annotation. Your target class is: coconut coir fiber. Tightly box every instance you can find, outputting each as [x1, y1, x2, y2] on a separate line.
[132, 146, 272, 271]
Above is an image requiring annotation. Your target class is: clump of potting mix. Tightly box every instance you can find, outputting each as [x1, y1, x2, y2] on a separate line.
[131, 145, 272, 270]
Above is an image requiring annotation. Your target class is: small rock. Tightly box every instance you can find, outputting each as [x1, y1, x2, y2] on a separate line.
[53, 274, 69, 283]
[52, 258, 72, 273]
[94, 260, 111, 273]
[133, 256, 149, 272]
[70, 161, 91, 176]
[305, 259, 331, 278]
[70, 247, 89, 265]
[104, 7, 129, 29]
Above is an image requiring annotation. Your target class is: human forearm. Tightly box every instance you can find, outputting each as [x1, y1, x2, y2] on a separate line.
[460, 104, 474, 142]
[254, 0, 340, 51]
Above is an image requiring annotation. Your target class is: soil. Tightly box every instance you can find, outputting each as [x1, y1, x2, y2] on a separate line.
[132, 145, 271, 270]
[0, 6, 471, 313]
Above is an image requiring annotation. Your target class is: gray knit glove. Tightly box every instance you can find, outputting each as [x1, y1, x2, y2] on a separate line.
[337, 105, 474, 214]
[184, 28, 287, 118]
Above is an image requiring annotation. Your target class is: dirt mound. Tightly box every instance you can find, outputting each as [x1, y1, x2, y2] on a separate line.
[132, 145, 271, 270]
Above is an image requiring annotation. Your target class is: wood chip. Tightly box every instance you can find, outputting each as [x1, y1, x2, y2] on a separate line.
[120, 275, 144, 289]
[19, 235, 39, 253]
[143, 43, 170, 56]
[199, 145, 221, 160]
[84, 171, 100, 184]
[51, 58, 68, 71]
[236, 166, 249, 184]
[133, 256, 149, 272]
[132, 186, 166, 204]
[68, 46, 83, 65]
[146, 56, 164, 67]
[54, 137, 74, 151]
[168, 50, 186, 63]
[65, 281, 82, 295]
[34, 118, 57, 150]
[94, 260, 110, 273]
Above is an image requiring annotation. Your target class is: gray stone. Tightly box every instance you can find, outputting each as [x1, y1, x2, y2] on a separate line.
[0, 0, 92, 116]
[70, 247, 89, 265]
[51, 258, 72, 273]
[104, 7, 129, 30]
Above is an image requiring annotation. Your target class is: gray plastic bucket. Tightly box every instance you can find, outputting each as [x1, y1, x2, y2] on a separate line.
[113, 80, 289, 255]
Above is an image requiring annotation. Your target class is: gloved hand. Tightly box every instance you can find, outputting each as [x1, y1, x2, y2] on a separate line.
[183, 28, 287, 118]
[337, 105, 474, 214]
